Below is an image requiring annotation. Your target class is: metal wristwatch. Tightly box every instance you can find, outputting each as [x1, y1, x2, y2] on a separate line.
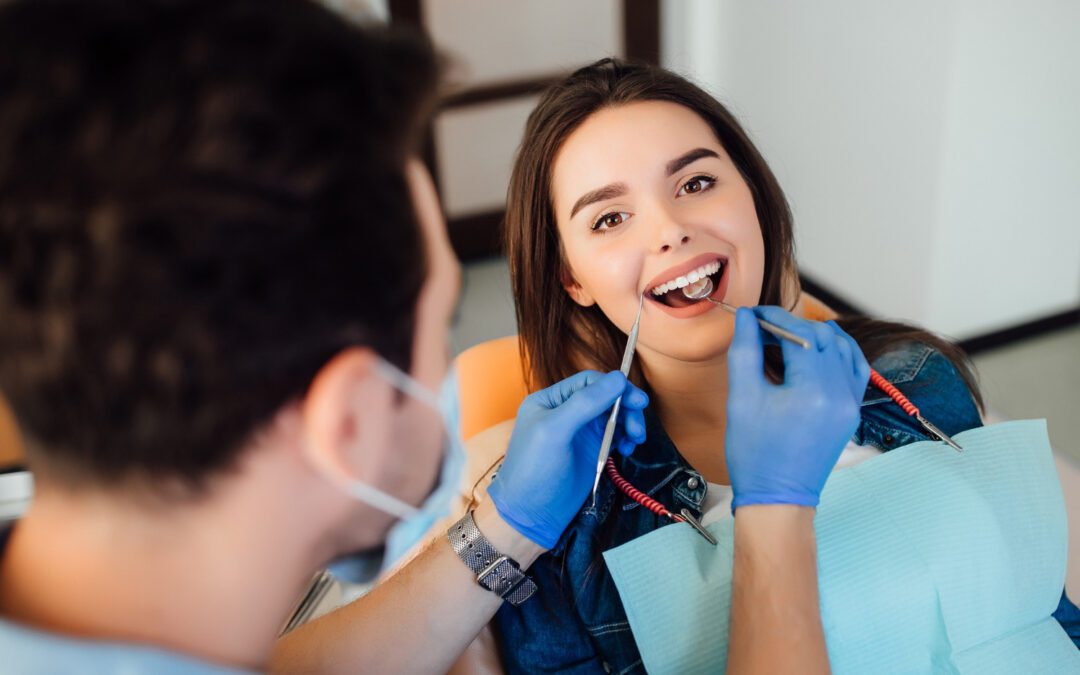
[447, 511, 538, 606]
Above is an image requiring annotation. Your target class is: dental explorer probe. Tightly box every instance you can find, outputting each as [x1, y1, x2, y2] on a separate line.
[590, 294, 644, 509]
[681, 278, 963, 452]
[681, 277, 812, 349]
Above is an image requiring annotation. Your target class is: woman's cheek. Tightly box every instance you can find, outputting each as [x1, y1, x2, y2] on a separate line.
[728, 257, 763, 308]
[593, 262, 642, 332]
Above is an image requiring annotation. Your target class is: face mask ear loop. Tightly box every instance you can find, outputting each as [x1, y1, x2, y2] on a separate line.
[338, 476, 421, 521]
[374, 359, 441, 411]
[311, 429, 421, 521]
[312, 358, 431, 522]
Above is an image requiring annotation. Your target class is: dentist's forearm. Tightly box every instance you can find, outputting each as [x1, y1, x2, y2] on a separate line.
[269, 499, 542, 674]
[727, 505, 829, 675]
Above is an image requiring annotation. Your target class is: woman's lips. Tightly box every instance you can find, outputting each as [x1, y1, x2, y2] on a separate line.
[645, 252, 728, 295]
[644, 257, 731, 319]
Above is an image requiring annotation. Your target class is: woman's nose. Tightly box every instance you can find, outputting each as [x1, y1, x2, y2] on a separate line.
[659, 235, 691, 253]
[655, 219, 692, 253]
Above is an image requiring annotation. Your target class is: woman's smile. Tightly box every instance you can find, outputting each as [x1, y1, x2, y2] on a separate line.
[644, 252, 730, 318]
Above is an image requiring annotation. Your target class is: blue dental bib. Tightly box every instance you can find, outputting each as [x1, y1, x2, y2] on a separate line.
[604, 420, 1079, 674]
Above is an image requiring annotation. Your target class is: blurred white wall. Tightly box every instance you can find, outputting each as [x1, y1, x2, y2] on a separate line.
[663, 0, 1080, 339]
[426, 0, 623, 220]
[424, 0, 621, 89]
[435, 96, 542, 218]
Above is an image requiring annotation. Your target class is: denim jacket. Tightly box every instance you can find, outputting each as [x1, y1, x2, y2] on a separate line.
[493, 342, 1080, 674]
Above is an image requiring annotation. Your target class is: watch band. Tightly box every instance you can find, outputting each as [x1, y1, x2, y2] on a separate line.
[447, 511, 538, 606]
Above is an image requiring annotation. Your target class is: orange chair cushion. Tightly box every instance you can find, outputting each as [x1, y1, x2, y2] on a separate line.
[455, 335, 529, 442]
[0, 394, 24, 468]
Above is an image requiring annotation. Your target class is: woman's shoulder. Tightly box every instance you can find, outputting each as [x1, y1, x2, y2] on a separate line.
[855, 341, 983, 451]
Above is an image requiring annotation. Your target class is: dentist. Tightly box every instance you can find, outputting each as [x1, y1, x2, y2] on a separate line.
[0, 2, 862, 674]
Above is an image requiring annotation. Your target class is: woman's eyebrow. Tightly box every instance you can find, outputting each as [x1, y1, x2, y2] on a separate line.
[666, 147, 720, 176]
[566, 148, 719, 220]
[569, 182, 627, 219]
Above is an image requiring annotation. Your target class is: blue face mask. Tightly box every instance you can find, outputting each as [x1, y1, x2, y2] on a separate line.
[327, 358, 465, 583]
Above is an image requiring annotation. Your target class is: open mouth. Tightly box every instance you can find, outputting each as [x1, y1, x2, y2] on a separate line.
[648, 258, 726, 308]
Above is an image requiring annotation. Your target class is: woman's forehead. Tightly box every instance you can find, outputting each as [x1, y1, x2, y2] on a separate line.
[552, 101, 726, 209]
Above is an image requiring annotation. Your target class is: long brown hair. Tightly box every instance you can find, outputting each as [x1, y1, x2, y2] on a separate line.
[505, 58, 981, 409]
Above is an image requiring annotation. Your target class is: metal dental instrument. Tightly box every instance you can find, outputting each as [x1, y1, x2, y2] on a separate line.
[681, 278, 811, 349]
[868, 370, 964, 452]
[591, 294, 645, 508]
[603, 454, 718, 545]
[917, 415, 964, 453]
[682, 278, 963, 452]
[679, 509, 719, 545]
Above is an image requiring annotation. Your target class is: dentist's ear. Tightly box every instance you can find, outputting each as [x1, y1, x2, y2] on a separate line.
[301, 347, 396, 486]
[561, 266, 596, 307]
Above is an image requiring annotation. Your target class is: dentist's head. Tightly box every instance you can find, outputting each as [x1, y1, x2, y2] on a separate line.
[0, 0, 459, 568]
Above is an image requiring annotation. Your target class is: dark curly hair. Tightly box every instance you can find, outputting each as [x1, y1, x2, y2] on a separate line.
[0, 0, 441, 491]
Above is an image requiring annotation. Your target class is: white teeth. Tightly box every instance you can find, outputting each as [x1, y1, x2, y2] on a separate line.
[650, 260, 724, 296]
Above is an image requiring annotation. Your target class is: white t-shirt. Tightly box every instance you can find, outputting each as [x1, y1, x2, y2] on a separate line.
[699, 441, 882, 527]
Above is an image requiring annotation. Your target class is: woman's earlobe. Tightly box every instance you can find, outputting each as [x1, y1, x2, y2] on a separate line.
[564, 282, 596, 307]
[561, 269, 596, 307]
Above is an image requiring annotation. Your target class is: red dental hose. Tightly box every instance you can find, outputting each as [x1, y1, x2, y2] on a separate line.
[606, 369, 930, 519]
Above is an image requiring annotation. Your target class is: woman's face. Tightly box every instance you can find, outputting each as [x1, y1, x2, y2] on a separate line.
[552, 100, 765, 363]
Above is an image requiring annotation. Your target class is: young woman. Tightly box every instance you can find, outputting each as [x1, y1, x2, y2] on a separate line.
[490, 58, 1080, 673]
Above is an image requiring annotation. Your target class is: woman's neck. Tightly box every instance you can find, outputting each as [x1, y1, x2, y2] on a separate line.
[640, 352, 731, 484]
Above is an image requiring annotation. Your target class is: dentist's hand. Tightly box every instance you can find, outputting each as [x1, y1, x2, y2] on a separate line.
[726, 307, 870, 510]
[489, 370, 649, 549]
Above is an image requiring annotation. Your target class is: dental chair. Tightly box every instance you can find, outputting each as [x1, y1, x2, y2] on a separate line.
[0, 396, 21, 469]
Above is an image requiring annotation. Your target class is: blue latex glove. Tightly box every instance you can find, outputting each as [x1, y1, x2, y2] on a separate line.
[726, 306, 870, 510]
[489, 370, 649, 549]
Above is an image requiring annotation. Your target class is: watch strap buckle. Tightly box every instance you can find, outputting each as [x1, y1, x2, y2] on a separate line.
[448, 512, 538, 606]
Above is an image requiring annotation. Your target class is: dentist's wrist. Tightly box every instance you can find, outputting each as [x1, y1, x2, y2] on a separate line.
[472, 499, 545, 570]
[733, 503, 817, 531]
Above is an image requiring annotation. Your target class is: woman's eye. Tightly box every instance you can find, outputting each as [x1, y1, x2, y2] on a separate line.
[678, 175, 717, 196]
[592, 211, 630, 232]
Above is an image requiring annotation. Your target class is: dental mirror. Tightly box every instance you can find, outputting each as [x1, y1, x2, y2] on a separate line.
[681, 277, 714, 301]
[681, 278, 811, 349]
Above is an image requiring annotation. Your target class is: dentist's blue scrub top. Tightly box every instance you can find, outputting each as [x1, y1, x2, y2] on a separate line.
[0, 528, 255, 675]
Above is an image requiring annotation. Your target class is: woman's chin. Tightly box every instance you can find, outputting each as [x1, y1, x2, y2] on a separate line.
[644, 325, 736, 365]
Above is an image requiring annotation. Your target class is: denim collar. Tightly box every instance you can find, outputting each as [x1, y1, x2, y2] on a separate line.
[611, 407, 708, 517]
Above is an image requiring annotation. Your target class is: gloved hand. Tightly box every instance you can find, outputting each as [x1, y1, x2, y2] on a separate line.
[489, 370, 649, 549]
[726, 306, 870, 510]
